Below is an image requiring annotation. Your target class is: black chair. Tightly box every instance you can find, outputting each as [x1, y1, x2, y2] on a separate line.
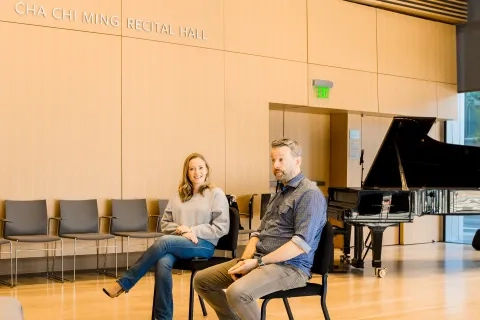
[58, 199, 117, 281]
[111, 199, 164, 269]
[151, 206, 240, 320]
[259, 221, 334, 320]
[3, 200, 64, 285]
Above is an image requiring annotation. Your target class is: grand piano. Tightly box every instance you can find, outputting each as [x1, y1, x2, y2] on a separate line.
[327, 116, 480, 277]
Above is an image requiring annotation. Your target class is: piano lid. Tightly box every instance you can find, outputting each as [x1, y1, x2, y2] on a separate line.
[362, 116, 480, 190]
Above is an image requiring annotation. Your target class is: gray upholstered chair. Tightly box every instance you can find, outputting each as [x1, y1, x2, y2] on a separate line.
[4, 200, 63, 286]
[0, 223, 13, 287]
[58, 199, 117, 281]
[111, 199, 164, 269]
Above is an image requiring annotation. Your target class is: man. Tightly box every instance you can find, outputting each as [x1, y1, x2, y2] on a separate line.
[193, 138, 327, 320]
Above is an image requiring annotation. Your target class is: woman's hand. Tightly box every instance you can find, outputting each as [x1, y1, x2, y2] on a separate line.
[175, 225, 191, 235]
[182, 232, 198, 244]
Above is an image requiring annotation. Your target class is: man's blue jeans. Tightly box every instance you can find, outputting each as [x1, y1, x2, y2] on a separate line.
[116, 235, 215, 320]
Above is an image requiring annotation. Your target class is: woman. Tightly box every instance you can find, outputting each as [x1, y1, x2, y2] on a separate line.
[102, 152, 230, 320]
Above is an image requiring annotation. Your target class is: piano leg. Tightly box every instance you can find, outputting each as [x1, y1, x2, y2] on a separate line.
[351, 225, 365, 269]
[350, 225, 388, 277]
[369, 226, 388, 278]
[343, 223, 352, 257]
[330, 223, 352, 273]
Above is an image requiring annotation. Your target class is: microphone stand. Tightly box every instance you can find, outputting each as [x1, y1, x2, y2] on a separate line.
[360, 149, 365, 188]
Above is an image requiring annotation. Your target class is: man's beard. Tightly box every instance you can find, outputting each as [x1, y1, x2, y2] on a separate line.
[274, 170, 291, 183]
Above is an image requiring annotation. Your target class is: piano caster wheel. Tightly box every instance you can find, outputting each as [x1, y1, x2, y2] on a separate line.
[339, 255, 352, 268]
[375, 267, 387, 278]
[339, 256, 351, 270]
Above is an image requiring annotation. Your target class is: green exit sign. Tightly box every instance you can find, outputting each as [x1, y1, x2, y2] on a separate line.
[316, 86, 330, 98]
[312, 79, 333, 99]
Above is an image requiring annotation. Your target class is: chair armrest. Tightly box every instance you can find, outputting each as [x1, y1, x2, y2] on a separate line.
[148, 215, 161, 232]
[99, 216, 117, 234]
[48, 217, 62, 236]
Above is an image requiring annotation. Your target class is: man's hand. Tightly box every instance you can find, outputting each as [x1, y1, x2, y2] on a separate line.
[227, 259, 258, 281]
[175, 225, 191, 235]
[182, 232, 198, 244]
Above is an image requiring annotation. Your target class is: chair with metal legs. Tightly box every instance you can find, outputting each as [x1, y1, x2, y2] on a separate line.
[258, 221, 334, 320]
[0, 225, 13, 287]
[3, 200, 64, 286]
[58, 199, 118, 281]
[111, 199, 164, 269]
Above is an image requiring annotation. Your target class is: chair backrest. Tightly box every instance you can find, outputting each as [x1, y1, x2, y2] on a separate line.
[310, 221, 334, 275]
[260, 193, 272, 220]
[4, 200, 48, 236]
[158, 199, 169, 222]
[226, 195, 239, 211]
[215, 207, 240, 256]
[59, 199, 99, 235]
[111, 199, 148, 233]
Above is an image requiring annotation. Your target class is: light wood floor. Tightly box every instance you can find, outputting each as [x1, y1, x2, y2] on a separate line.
[1, 242, 480, 319]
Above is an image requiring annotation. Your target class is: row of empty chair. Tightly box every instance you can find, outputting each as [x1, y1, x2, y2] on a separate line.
[0, 198, 169, 286]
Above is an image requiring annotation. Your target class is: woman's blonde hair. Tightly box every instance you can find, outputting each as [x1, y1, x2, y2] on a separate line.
[178, 153, 212, 202]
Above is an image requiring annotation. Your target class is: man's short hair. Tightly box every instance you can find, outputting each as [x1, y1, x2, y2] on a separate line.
[271, 138, 302, 157]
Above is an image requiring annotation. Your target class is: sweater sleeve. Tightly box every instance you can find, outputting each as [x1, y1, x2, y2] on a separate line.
[160, 200, 180, 234]
[190, 189, 230, 240]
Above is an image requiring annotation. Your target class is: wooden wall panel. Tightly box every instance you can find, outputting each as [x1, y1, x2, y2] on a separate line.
[308, 0, 377, 72]
[0, 0, 121, 35]
[122, 38, 225, 203]
[0, 22, 121, 256]
[308, 64, 378, 112]
[329, 114, 348, 189]
[268, 108, 330, 194]
[346, 114, 363, 188]
[269, 109, 285, 185]
[435, 23, 457, 84]
[122, 0, 224, 50]
[437, 83, 459, 120]
[284, 111, 330, 194]
[378, 74, 437, 117]
[269, 110, 285, 146]
[377, 10, 437, 81]
[224, 0, 307, 61]
[225, 53, 307, 195]
[0, 22, 121, 208]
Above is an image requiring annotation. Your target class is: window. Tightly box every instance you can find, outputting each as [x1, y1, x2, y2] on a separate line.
[444, 92, 480, 244]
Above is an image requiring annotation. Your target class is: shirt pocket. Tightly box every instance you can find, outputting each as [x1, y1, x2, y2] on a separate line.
[277, 201, 295, 228]
[278, 200, 293, 215]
